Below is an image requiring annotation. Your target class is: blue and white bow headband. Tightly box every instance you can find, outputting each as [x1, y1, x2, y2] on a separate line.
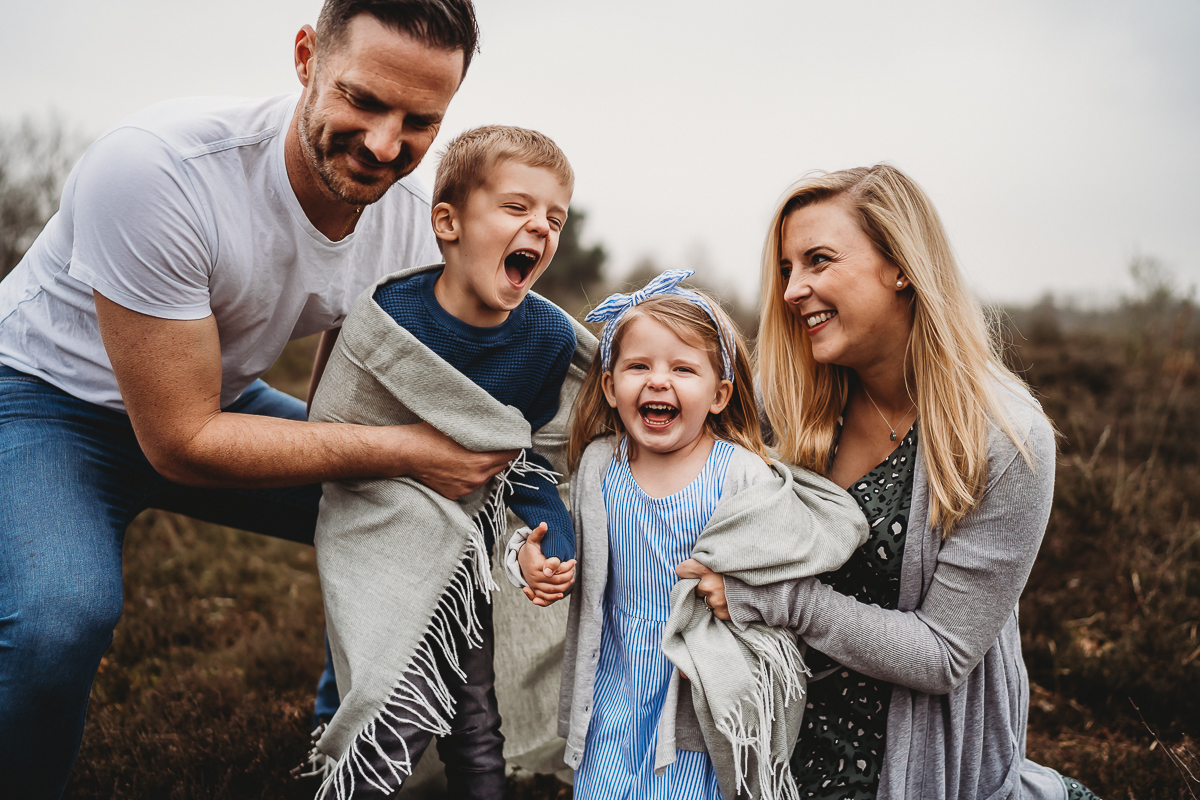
[584, 269, 736, 383]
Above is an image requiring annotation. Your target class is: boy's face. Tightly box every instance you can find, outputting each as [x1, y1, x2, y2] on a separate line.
[433, 161, 571, 327]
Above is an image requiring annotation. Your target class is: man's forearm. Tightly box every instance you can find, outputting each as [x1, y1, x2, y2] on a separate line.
[153, 412, 419, 488]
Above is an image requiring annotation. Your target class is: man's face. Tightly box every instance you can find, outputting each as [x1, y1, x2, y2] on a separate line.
[298, 14, 463, 206]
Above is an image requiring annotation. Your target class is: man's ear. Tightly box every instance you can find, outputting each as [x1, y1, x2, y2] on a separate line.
[295, 25, 318, 88]
[432, 203, 460, 244]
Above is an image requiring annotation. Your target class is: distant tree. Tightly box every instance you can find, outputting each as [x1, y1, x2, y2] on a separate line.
[1124, 252, 1196, 349]
[0, 116, 83, 281]
[535, 208, 607, 314]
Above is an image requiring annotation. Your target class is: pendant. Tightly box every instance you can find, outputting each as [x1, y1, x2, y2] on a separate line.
[890, 431, 897, 441]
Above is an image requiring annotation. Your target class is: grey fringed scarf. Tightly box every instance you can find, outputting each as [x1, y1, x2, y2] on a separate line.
[301, 266, 593, 800]
[660, 460, 868, 800]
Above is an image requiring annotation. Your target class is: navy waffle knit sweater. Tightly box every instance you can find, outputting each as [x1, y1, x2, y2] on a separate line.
[373, 268, 576, 562]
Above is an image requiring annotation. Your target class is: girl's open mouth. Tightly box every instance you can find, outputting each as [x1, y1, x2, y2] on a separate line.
[639, 402, 679, 427]
[504, 249, 539, 285]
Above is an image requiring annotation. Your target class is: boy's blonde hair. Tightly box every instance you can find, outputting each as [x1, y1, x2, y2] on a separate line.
[433, 125, 574, 210]
[757, 164, 1043, 535]
[569, 292, 767, 471]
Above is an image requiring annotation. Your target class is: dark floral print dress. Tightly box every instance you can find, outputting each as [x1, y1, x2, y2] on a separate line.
[790, 420, 917, 800]
[789, 419, 1102, 800]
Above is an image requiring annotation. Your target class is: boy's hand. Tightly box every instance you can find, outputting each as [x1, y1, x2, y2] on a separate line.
[518, 522, 576, 606]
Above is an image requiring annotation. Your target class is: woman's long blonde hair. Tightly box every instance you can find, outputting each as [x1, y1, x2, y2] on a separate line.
[756, 164, 1041, 534]
[569, 293, 767, 471]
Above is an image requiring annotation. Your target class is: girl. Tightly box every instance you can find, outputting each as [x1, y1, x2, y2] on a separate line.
[508, 270, 866, 800]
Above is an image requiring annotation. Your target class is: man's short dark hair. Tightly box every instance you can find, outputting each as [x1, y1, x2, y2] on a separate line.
[317, 0, 479, 78]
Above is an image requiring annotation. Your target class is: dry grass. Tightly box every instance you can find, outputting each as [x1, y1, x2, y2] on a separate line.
[63, 314, 1200, 799]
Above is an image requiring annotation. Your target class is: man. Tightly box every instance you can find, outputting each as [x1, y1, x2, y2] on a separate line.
[0, 2, 514, 797]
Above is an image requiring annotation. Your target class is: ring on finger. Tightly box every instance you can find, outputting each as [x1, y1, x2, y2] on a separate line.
[703, 594, 712, 610]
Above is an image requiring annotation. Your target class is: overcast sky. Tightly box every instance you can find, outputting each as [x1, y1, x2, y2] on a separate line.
[4, 0, 1197, 306]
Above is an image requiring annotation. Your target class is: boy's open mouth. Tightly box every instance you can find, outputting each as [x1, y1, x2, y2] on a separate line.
[504, 249, 540, 285]
[639, 402, 679, 426]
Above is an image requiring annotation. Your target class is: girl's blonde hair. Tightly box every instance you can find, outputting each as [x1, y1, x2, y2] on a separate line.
[756, 164, 1042, 534]
[569, 293, 767, 471]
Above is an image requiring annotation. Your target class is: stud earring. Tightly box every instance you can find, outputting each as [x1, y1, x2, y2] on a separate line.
[896, 280, 905, 288]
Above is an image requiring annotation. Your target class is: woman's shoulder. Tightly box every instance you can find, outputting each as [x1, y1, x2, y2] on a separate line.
[984, 377, 1057, 480]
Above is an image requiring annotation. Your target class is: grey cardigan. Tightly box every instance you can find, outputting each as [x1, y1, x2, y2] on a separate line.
[725, 387, 1068, 800]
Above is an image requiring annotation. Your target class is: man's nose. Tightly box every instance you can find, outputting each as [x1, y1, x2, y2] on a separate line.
[362, 117, 405, 165]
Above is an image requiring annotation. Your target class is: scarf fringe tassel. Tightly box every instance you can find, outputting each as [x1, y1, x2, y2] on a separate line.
[299, 454, 558, 800]
[715, 631, 810, 800]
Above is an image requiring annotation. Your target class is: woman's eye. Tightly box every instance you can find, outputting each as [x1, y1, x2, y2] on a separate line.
[780, 265, 792, 281]
[811, 253, 831, 267]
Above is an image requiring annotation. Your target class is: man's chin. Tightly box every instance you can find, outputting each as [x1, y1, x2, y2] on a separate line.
[321, 164, 410, 206]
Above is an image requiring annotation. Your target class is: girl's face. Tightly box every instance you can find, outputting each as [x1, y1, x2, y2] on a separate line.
[778, 199, 913, 375]
[602, 314, 733, 458]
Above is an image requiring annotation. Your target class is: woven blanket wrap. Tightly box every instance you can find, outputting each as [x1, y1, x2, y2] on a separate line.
[305, 264, 595, 799]
[659, 460, 868, 800]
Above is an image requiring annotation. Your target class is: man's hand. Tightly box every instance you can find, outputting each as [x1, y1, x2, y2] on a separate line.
[675, 558, 730, 621]
[403, 423, 517, 500]
[518, 523, 576, 606]
[95, 292, 516, 492]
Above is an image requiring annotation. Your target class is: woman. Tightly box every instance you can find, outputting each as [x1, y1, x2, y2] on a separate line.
[679, 165, 1098, 799]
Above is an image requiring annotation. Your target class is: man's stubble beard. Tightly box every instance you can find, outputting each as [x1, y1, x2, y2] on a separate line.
[297, 88, 415, 207]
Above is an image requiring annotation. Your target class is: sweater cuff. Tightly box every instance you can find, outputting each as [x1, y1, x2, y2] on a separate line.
[503, 527, 533, 589]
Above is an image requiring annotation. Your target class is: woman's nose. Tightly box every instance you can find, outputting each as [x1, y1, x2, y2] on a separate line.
[782, 272, 809, 305]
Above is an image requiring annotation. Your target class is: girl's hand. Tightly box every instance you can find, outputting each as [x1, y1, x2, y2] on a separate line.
[675, 558, 730, 620]
[518, 523, 577, 606]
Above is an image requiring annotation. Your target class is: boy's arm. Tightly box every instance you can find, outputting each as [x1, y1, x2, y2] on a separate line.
[506, 449, 575, 563]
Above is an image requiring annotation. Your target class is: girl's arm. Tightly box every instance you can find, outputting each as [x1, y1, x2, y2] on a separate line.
[725, 413, 1055, 695]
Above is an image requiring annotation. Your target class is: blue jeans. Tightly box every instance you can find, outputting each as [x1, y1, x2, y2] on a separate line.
[0, 366, 331, 799]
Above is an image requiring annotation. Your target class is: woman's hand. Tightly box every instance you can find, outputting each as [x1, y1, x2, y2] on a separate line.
[675, 558, 730, 620]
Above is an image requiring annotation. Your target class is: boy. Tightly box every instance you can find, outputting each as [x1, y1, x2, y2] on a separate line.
[305, 126, 584, 800]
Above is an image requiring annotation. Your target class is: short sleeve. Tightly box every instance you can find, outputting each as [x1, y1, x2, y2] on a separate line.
[67, 126, 215, 320]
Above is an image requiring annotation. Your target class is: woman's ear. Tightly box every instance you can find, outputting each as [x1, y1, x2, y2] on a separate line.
[431, 203, 459, 244]
[709, 379, 734, 415]
[601, 372, 618, 409]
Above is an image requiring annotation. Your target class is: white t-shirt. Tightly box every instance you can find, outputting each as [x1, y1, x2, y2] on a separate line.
[0, 93, 440, 412]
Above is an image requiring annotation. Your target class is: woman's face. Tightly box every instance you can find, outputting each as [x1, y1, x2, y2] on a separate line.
[779, 199, 913, 375]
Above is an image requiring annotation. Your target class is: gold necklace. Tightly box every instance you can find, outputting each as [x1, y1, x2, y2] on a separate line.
[861, 386, 915, 442]
[339, 206, 363, 240]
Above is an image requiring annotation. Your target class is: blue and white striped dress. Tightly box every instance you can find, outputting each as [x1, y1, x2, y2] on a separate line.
[573, 439, 733, 800]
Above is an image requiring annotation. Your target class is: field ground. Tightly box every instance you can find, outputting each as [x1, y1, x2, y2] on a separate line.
[64, 318, 1200, 799]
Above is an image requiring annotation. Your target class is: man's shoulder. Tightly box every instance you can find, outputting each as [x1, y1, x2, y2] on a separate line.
[107, 94, 296, 161]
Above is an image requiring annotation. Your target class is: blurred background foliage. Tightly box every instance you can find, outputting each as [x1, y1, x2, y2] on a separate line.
[2, 117, 1197, 798]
